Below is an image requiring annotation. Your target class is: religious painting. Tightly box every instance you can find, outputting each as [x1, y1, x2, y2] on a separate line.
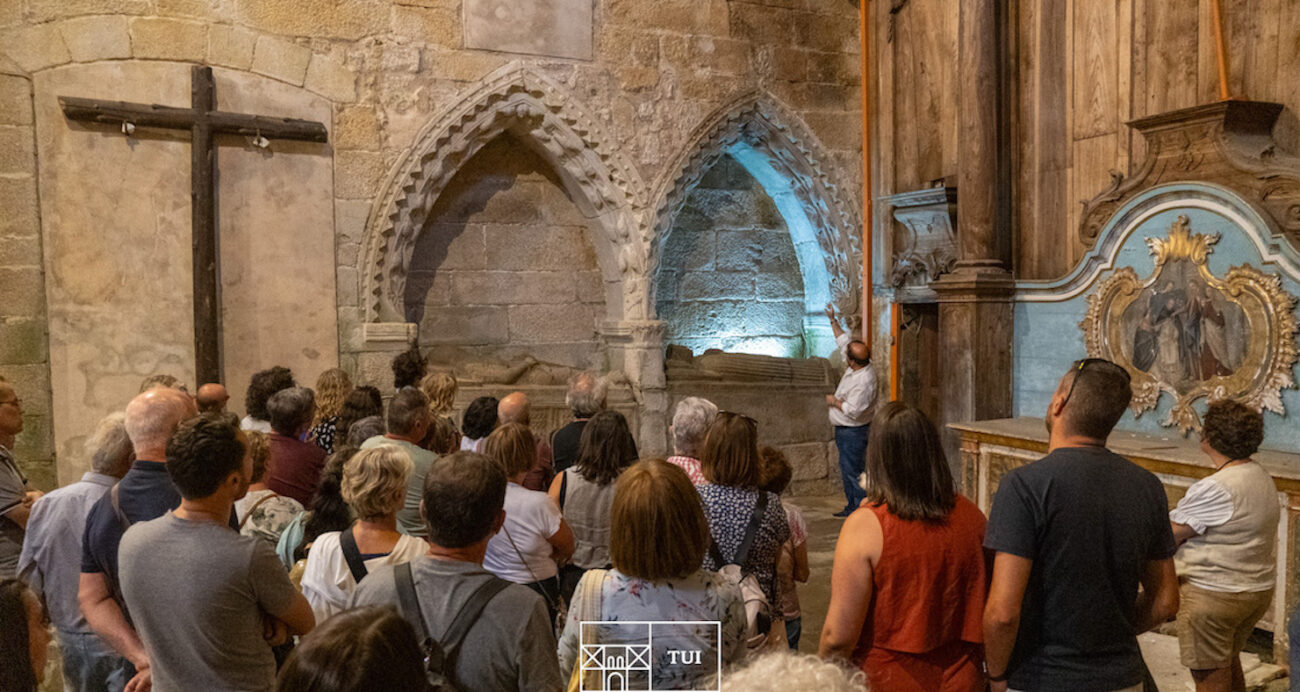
[1081, 215, 1299, 434]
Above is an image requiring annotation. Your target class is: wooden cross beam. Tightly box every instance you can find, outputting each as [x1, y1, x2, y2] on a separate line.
[59, 65, 328, 385]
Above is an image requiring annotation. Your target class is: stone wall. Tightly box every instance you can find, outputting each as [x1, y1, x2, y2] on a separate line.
[656, 154, 807, 358]
[0, 0, 864, 480]
[405, 134, 606, 370]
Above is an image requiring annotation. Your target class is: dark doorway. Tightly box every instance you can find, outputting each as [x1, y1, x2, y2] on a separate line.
[898, 302, 941, 425]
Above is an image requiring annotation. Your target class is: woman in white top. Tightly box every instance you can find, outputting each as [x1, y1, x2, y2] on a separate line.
[1169, 399, 1278, 692]
[482, 423, 575, 623]
[301, 444, 427, 622]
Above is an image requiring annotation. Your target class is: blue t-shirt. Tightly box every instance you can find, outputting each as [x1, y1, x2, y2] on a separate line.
[984, 446, 1177, 691]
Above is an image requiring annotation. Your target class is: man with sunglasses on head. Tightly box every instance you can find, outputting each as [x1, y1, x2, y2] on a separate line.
[823, 304, 877, 518]
[983, 358, 1180, 692]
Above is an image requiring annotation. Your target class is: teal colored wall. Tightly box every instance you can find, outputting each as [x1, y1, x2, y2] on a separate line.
[1013, 183, 1300, 453]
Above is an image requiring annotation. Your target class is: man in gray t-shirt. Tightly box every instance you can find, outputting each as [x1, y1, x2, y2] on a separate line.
[351, 451, 563, 692]
[119, 414, 315, 691]
[0, 380, 41, 578]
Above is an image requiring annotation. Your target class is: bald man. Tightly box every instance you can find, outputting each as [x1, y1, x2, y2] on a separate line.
[824, 304, 877, 517]
[79, 387, 198, 690]
[195, 383, 230, 414]
[498, 392, 554, 491]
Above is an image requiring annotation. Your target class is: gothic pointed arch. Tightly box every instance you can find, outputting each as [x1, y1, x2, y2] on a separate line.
[360, 64, 649, 323]
[649, 93, 861, 323]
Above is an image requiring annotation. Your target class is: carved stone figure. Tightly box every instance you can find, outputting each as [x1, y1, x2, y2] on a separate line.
[664, 344, 834, 386]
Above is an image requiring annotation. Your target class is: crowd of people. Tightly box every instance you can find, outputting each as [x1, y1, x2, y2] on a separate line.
[0, 320, 1287, 692]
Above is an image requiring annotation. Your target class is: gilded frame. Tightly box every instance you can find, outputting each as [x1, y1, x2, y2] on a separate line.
[1081, 215, 1299, 434]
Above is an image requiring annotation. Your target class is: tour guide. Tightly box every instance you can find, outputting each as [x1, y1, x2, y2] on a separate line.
[823, 304, 877, 517]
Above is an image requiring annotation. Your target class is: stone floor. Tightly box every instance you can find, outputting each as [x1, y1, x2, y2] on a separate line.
[786, 493, 1291, 691]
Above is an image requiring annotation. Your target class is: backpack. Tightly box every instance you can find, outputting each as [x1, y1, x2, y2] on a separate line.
[393, 561, 511, 691]
[708, 492, 774, 651]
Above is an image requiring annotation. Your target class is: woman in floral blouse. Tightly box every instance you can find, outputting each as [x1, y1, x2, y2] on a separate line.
[558, 460, 747, 689]
[309, 368, 353, 455]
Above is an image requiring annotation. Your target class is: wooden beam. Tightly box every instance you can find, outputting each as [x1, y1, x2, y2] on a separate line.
[1209, 0, 1232, 100]
[191, 66, 220, 385]
[60, 96, 328, 142]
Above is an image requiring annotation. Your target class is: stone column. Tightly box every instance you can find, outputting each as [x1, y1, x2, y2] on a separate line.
[600, 319, 669, 456]
[931, 0, 1015, 468]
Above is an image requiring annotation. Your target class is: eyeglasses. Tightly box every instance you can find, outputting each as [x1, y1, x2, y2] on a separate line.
[1061, 358, 1131, 409]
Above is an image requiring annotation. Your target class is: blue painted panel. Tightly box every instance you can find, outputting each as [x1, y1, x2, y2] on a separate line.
[1013, 183, 1300, 452]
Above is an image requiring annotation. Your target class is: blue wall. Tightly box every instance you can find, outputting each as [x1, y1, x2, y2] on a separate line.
[1013, 183, 1300, 452]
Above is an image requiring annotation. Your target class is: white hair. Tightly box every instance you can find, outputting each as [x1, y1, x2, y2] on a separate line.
[565, 371, 608, 418]
[671, 396, 718, 456]
[719, 651, 868, 692]
[87, 412, 132, 475]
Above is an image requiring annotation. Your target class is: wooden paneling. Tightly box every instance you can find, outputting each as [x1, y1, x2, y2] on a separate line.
[1072, 0, 1118, 139]
[884, 0, 959, 192]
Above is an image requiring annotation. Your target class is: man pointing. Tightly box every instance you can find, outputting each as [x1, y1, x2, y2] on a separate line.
[824, 304, 876, 517]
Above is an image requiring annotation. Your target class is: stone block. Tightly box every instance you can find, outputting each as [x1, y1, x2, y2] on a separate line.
[700, 189, 768, 229]
[608, 0, 702, 32]
[60, 16, 132, 63]
[0, 268, 45, 317]
[334, 150, 387, 199]
[239, 0, 386, 41]
[128, 17, 206, 61]
[514, 342, 600, 371]
[305, 54, 357, 102]
[755, 269, 804, 300]
[661, 227, 714, 272]
[390, 5, 461, 48]
[659, 300, 743, 336]
[334, 266, 359, 307]
[251, 35, 312, 86]
[418, 306, 509, 345]
[0, 177, 38, 237]
[1, 24, 71, 72]
[483, 226, 597, 271]
[335, 105, 382, 150]
[617, 66, 660, 92]
[800, 111, 861, 150]
[508, 303, 598, 343]
[694, 36, 749, 75]
[0, 1, 20, 27]
[795, 12, 855, 53]
[728, 2, 793, 44]
[23, 0, 149, 23]
[207, 24, 257, 70]
[654, 270, 680, 305]
[334, 200, 372, 248]
[575, 271, 605, 304]
[0, 318, 48, 365]
[779, 441, 829, 480]
[769, 46, 808, 81]
[410, 224, 487, 271]
[680, 271, 754, 301]
[0, 76, 32, 126]
[597, 26, 657, 67]
[0, 236, 40, 267]
[714, 229, 763, 271]
[465, 0, 592, 61]
[0, 125, 34, 176]
[426, 50, 507, 83]
[381, 45, 422, 73]
[452, 271, 577, 305]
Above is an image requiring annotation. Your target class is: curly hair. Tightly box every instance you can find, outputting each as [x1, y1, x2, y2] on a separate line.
[391, 347, 427, 391]
[336, 387, 384, 442]
[421, 371, 458, 417]
[165, 413, 246, 500]
[244, 366, 295, 421]
[245, 430, 271, 482]
[759, 446, 793, 495]
[719, 651, 867, 692]
[342, 445, 413, 520]
[461, 396, 499, 441]
[1202, 399, 1265, 460]
[312, 368, 353, 428]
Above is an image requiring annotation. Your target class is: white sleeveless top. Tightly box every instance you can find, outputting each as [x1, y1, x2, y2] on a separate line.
[1172, 461, 1279, 593]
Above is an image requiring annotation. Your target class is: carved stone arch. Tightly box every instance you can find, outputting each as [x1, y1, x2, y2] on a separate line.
[361, 64, 649, 324]
[649, 92, 861, 343]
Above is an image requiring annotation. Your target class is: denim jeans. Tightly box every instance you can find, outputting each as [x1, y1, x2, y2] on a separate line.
[58, 629, 128, 692]
[784, 616, 802, 650]
[834, 424, 869, 511]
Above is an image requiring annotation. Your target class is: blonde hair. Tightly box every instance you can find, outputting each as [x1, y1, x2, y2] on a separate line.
[244, 430, 271, 481]
[610, 459, 710, 581]
[341, 445, 413, 520]
[719, 651, 868, 692]
[420, 372, 458, 417]
[483, 423, 535, 478]
[312, 368, 353, 428]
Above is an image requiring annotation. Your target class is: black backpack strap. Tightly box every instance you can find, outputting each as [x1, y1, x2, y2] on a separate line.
[441, 577, 511, 658]
[559, 471, 569, 511]
[394, 562, 430, 643]
[339, 525, 368, 584]
[733, 492, 769, 567]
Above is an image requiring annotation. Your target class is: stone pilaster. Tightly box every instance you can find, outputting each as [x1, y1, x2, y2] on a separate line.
[601, 319, 668, 456]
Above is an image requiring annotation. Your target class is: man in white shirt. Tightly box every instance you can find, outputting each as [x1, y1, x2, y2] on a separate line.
[824, 305, 876, 517]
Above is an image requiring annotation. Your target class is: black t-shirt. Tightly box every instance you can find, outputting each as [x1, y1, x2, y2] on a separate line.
[984, 446, 1177, 691]
[550, 420, 587, 474]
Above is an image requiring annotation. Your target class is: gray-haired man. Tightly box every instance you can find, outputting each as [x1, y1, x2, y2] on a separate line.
[666, 397, 718, 484]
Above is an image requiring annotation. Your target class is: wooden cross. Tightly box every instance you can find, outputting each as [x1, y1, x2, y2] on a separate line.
[59, 65, 328, 385]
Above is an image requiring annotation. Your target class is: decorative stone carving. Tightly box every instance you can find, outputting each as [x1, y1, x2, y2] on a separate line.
[882, 186, 958, 299]
[649, 92, 862, 321]
[1081, 215, 1299, 434]
[360, 64, 649, 324]
[1078, 101, 1300, 252]
[664, 344, 834, 386]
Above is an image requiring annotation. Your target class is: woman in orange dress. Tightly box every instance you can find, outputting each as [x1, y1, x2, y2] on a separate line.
[819, 402, 989, 691]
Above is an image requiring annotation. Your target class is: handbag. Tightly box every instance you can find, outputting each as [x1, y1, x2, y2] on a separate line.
[566, 569, 607, 692]
[503, 526, 568, 637]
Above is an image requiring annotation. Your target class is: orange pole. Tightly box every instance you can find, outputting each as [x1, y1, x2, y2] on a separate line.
[1210, 0, 1232, 100]
[860, 0, 873, 347]
[889, 302, 901, 401]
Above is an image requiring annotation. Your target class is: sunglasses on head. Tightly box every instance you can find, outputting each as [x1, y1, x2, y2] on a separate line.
[1061, 358, 1131, 408]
